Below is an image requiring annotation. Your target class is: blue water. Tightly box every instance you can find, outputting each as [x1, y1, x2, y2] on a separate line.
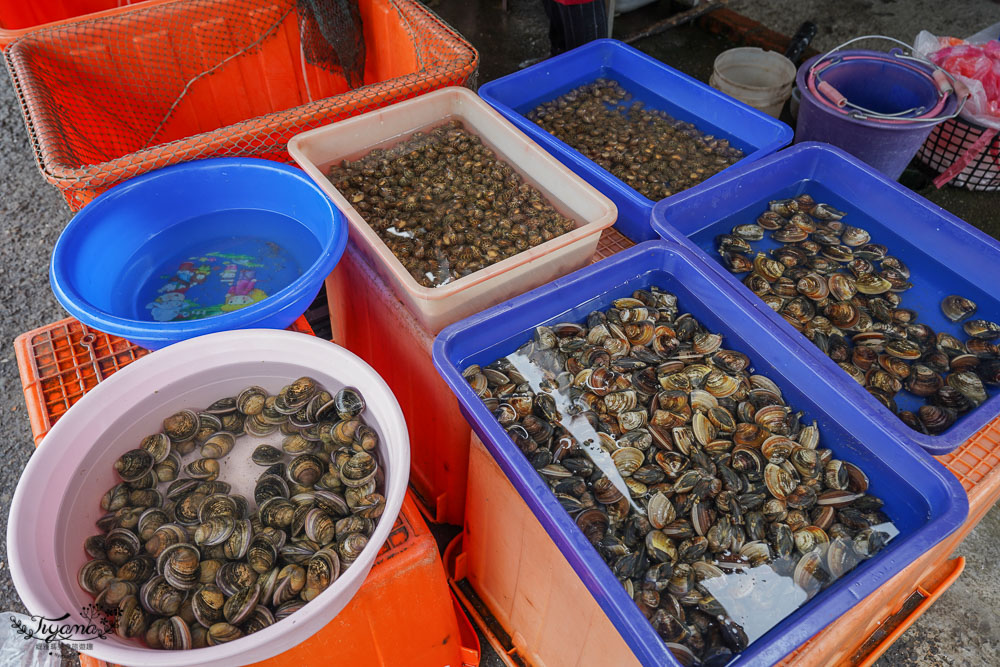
[686, 180, 1000, 422]
[116, 209, 321, 322]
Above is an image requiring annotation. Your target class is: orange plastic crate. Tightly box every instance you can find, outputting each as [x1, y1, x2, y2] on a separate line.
[5, 0, 478, 210]
[13, 315, 480, 667]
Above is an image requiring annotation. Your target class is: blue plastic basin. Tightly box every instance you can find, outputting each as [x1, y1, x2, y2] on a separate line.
[477, 39, 793, 242]
[651, 142, 1000, 455]
[433, 241, 967, 667]
[50, 158, 347, 350]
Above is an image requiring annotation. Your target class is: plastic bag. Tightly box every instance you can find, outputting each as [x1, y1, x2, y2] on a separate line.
[915, 26, 1000, 129]
[0, 614, 70, 667]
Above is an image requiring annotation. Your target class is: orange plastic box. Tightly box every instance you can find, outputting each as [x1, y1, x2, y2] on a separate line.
[453, 432, 975, 667]
[4, 0, 478, 210]
[323, 228, 635, 526]
[325, 242, 470, 525]
[0, 1, 158, 47]
[13, 316, 480, 667]
[290, 86, 617, 334]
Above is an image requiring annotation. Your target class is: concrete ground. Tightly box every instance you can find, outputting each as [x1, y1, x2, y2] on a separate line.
[0, 0, 997, 665]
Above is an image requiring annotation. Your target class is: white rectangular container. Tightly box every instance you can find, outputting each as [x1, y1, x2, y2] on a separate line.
[288, 86, 617, 333]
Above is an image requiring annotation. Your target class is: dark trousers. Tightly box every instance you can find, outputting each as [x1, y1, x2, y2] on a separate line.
[542, 0, 609, 57]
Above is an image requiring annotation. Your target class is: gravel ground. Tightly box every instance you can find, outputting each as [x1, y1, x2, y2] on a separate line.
[0, 69, 70, 617]
[0, 2, 998, 666]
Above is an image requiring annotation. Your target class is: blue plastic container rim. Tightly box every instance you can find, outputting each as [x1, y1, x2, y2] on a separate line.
[433, 241, 968, 666]
[50, 157, 347, 346]
[477, 39, 795, 220]
[650, 141, 1000, 455]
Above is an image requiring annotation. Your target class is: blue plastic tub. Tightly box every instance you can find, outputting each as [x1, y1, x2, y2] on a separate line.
[651, 142, 1000, 455]
[50, 158, 347, 350]
[477, 39, 793, 242]
[433, 241, 967, 667]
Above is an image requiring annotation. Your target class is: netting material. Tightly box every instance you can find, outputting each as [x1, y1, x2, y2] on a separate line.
[4, 0, 478, 210]
[916, 116, 1000, 191]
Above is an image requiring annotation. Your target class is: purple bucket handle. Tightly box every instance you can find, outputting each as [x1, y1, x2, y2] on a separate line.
[807, 34, 967, 123]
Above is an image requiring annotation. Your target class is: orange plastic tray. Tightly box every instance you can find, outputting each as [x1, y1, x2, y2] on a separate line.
[13, 315, 480, 667]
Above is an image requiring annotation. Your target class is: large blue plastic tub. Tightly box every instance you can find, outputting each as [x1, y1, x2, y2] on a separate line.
[51, 158, 347, 350]
[477, 39, 793, 242]
[652, 142, 1000, 455]
[433, 242, 967, 667]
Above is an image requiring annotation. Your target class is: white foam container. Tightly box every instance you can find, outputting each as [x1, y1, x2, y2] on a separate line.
[288, 86, 618, 334]
[7, 329, 409, 667]
[711, 47, 796, 118]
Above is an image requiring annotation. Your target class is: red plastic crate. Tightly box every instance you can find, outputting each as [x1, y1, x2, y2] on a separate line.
[12, 315, 480, 667]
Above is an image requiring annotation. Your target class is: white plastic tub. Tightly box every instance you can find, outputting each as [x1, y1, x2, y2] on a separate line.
[711, 47, 796, 118]
[7, 329, 409, 667]
[288, 86, 617, 334]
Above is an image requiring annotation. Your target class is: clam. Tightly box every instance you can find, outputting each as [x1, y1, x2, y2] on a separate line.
[201, 432, 236, 459]
[192, 585, 226, 628]
[140, 433, 171, 464]
[115, 449, 155, 483]
[223, 519, 252, 560]
[79, 559, 117, 595]
[154, 453, 181, 483]
[140, 575, 184, 616]
[340, 452, 377, 487]
[840, 225, 870, 247]
[116, 595, 148, 639]
[732, 223, 764, 241]
[158, 542, 201, 590]
[185, 458, 220, 481]
[207, 622, 243, 645]
[237, 386, 268, 416]
[964, 319, 1000, 341]
[941, 295, 977, 323]
[163, 409, 199, 443]
[302, 547, 341, 601]
[947, 371, 988, 407]
[222, 583, 260, 626]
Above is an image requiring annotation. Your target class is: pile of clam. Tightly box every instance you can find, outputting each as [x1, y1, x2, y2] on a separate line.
[78, 379, 385, 650]
[464, 286, 892, 666]
[327, 119, 577, 288]
[526, 79, 744, 201]
[716, 194, 1000, 435]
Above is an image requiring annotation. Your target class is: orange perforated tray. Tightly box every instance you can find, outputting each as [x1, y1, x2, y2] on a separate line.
[12, 316, 480, 667]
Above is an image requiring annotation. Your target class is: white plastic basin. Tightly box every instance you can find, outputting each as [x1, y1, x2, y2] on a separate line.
[7, 329, 409, 667]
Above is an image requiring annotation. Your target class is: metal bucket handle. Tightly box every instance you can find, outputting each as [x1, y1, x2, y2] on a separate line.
[807, 35, 968, 123]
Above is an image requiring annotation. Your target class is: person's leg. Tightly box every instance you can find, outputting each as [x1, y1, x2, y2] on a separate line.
[558, 0, 608, 53]
[542, 0, 566, 57]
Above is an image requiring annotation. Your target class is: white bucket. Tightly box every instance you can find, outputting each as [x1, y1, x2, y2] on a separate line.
[710, 47, 796, 118]
[7, 329, 410, 667]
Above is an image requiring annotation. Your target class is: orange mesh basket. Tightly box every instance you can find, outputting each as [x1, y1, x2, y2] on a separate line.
[4, 0, 478, 210]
